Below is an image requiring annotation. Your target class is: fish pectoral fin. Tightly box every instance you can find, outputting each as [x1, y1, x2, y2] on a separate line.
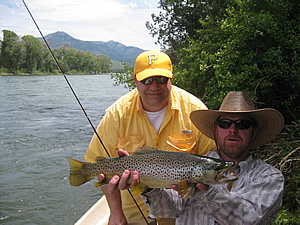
[177, 180, 196, 199]
[93, 176, 111, 187]
[130, 183, 147, 196]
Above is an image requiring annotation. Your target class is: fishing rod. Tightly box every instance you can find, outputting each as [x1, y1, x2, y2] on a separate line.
[21, 0, 109, 159]
[21, 1, 149, 224]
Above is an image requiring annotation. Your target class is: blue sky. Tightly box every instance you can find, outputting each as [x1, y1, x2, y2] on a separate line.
[0, 0, 161, 50]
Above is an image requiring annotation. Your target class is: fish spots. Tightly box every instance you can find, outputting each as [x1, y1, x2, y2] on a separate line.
[79, 149, 236, 187]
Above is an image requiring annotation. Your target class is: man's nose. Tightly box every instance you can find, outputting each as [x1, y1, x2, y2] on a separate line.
[150, 80, 159, 88]
[228, 123, 238, 133]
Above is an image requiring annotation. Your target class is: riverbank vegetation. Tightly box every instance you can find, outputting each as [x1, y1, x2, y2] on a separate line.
[253, 124, 299, 224]
[0, 30, 113, 75]
[112, 0, 299, 223]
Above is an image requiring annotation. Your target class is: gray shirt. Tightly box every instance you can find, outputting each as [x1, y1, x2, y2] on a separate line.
[142, 150, 284, 225]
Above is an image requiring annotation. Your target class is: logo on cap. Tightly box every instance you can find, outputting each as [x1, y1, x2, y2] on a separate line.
[148, 54, 157, 65]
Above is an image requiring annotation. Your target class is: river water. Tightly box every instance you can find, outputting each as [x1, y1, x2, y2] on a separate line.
[0, 74, 128, 225]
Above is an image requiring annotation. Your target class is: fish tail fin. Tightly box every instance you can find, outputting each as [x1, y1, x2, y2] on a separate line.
[67, 158, 94, 187]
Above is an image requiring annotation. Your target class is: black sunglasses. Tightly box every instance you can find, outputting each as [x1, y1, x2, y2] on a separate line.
[140, 76, 169, 85]
[216, 119, 255, 130]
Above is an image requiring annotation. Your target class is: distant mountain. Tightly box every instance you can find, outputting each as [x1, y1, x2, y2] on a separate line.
[38, 31, 144, 66]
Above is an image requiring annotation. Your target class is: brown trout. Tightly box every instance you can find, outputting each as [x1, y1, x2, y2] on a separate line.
[68, 147, 238, 198]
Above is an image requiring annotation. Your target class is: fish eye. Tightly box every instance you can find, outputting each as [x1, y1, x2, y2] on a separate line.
[214, 162, 224, 169]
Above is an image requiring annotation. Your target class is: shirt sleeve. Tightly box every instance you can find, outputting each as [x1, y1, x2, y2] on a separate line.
[143, 165, 284, 225]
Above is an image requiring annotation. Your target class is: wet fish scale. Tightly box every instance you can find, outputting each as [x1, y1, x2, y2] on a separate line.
[87, 150, 209, 184]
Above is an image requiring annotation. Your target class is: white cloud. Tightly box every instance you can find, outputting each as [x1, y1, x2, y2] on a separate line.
[0, 0, 161, 50]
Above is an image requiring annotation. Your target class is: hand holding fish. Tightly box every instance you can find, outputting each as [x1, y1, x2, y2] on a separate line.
[104, 169, 140, 193]
[98, 149, 139, 193]
[104, 149, 140, 192]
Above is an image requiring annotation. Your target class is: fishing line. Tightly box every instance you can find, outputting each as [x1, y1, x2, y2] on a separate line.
[21, 0, 110, 159]
[22, 1, 149, 224]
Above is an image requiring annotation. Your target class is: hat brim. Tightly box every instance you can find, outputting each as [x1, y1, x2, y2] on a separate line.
[190, 108, 284, 148]
[135, 68, 173, 81]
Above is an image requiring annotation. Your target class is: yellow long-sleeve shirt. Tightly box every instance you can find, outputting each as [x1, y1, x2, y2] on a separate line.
[85, 85, 216, 224]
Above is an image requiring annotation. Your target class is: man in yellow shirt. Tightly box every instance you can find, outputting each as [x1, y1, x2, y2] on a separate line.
[85, 50, 215, 225]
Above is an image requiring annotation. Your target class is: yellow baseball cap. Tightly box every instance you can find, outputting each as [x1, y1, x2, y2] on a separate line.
[134, 50, 173, 81]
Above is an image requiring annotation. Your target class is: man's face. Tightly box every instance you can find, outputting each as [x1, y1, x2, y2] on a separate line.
[216, 114, 255, 162]
[134, 76, 172, 112]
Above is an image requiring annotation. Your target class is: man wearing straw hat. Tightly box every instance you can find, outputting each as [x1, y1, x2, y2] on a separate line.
[109, 91, 285, 225]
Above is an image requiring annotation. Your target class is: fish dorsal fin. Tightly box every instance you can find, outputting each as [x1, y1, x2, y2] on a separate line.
[95, 156, 106, 162]
[133, 146, 161, 155]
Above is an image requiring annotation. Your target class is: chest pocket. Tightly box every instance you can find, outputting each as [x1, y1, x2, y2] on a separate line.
[166, 133, 197, 153]
[118, 134, 145, 154]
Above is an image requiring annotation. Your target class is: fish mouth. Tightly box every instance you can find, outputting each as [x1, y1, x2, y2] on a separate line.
[214, 166, 236, 182]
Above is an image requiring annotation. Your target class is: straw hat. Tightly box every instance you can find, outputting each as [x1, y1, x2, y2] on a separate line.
[190, 92, 284, 148]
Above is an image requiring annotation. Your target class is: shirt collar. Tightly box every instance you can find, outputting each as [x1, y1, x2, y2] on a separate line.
[169, 85, 180, 111]
[238, 154, 254, 174]
[133, 88, 143, 112]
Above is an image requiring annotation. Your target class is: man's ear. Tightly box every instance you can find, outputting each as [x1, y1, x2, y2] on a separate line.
[133, 75, 139, 85]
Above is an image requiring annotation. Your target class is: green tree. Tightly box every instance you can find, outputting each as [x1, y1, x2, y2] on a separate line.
[110, 63, 135, 89]
[0, 30, 23, 72]
[21, 35, 45, 73]
[0, 30, 112, 74]
[173, 0, 299, 124]
[146, 0, 230, 60]
[97, 54, 111, 74]
[53, 47, 70, 73]
[52, 47, 111, 74]
[39, 41, 56, 73]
